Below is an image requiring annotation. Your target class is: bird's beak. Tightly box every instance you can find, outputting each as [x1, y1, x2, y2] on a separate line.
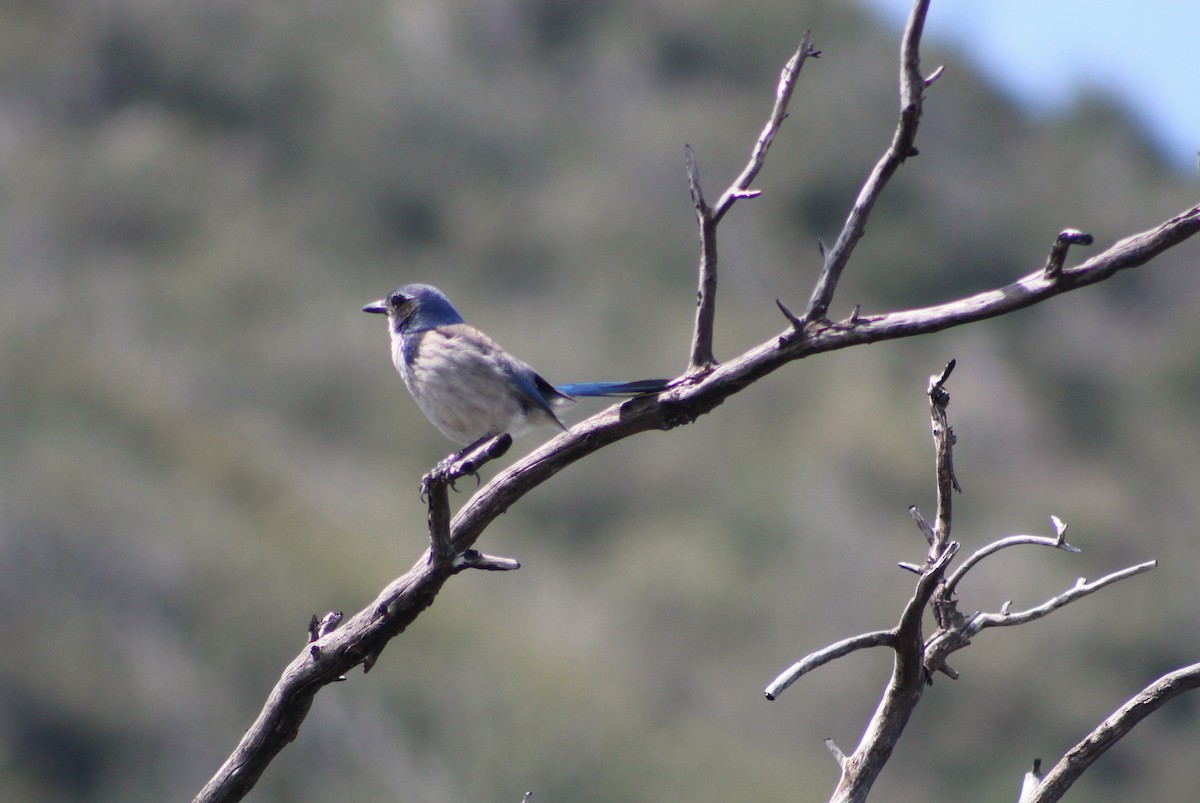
[362, 300, 388, 315]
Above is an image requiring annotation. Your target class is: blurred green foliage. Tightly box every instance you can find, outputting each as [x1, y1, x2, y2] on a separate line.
[1, 1, 1198, 801]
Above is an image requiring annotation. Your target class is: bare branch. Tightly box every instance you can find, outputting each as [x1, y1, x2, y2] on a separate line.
[687, 33, 818, 374]
[923, 537, 1151, 681]
[908, 504, 934, 546]
[964, 561, 1157, 637]
[776, 298, 804, 328]
[713, 32, 817, 225]
[195, 554, 456, 802]
[944, 524, 1081, 597]
[901, 541, 959, 642]
[454, 549, 520, 572]
[1024, 663, 1200, 803]
[454, 194, 1197, 561]
[829, 543, 957, 803]
[803, 354, 1164, 801]
[927, 359, 960, 555]
[194, 440, 515, 803]
[870, 204, 1199, 334]
[804, 0, 933, 323]
[770, 202, 1200, 363]
[825, 738, 848, 769]
[685, 143, 719, 374]
[765, 630, 897, 700]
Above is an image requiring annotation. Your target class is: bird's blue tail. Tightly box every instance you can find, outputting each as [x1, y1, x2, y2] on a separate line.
[556, 378, 670, 398]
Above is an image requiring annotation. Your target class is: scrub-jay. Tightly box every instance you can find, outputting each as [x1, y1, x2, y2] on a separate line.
[364, 283, 667, 479]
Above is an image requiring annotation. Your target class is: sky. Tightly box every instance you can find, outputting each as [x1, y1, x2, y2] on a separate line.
[861, 0, 1199, 172]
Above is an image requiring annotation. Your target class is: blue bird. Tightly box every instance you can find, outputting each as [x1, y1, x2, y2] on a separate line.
[363, 284, 667, 472]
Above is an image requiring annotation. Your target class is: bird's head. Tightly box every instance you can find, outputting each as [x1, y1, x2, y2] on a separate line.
[363, 283, 465, 335]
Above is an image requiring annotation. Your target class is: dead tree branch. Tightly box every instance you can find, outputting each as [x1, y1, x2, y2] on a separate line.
[926, 360, 959, 555]
[803, 0, 938, 323]
[765, 365, 1156, 803]
[962, 561, 1158, 638]
[766, 630, 898, 700]
[196, 0, 1200, 797]
[193, 447, 518, 803]
[826, 544, 958, 803]
[944, 517, 1079, 598]
[1023, 662, 1200, 803]
[687, 31, 818, 373]
[818, 359, 963, 803]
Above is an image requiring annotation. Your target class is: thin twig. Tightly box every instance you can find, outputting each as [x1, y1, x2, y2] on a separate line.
[776, 298, 804, 328]
[765, 630, 897, 700]
[825, 738, 848, 769]
[453, 549, 520, 572]
[908, 505, 934, 546]
[963, 561, 1157, 637]
[686, 143, 719, 373]
[804, 0, 935, 323]
[783, 203, 1200, 355]
[944, 529, 1080, 597]
[713, 32, 816, 225]
[927, 359, 959, 556]
[687, 34, 817, 373]
[926, 557, 1154, 680]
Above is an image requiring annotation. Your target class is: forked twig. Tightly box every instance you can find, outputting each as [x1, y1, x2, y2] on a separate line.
[687, 32, 818, 372]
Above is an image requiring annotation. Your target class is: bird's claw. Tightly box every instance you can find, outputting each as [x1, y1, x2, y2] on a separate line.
[419, 434, 513, 501]
[420, 457, 476, 499]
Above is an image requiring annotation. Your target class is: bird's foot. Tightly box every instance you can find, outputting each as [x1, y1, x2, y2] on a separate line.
[420, 434, 513, 500]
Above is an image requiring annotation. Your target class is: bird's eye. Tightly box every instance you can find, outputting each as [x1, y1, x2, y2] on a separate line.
[389, 292, 407, 307]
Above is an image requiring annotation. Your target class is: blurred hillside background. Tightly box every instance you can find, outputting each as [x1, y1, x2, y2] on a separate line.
[2, 1, 1198, 801]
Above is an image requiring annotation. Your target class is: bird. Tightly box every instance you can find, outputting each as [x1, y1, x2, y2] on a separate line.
[363, 283, 668, 476]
